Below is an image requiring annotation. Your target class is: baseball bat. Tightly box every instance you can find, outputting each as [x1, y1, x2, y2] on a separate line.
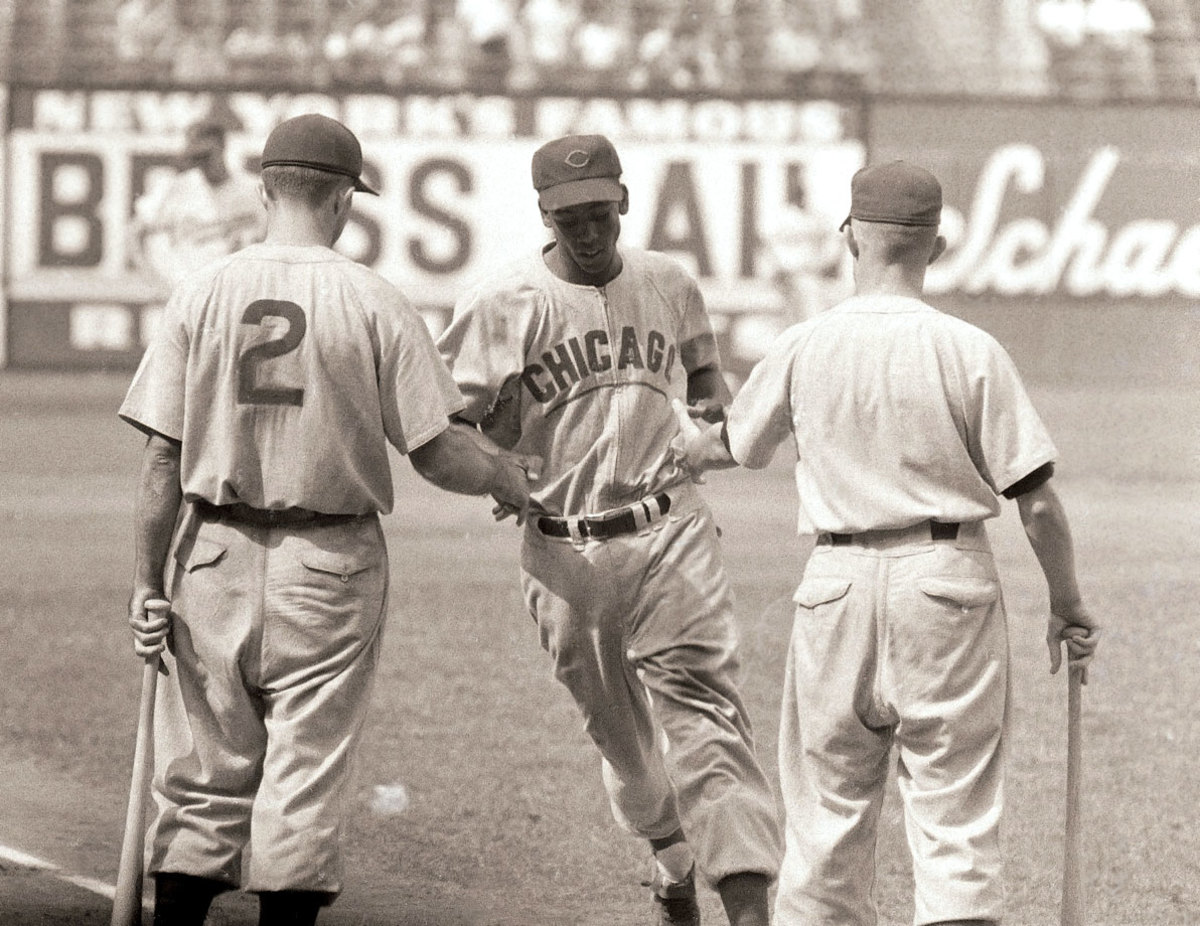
[111, 600, 169, 926]
[1061, 665, 1085, 926]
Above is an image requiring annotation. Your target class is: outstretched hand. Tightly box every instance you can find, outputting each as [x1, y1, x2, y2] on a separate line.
[490, 452, 542, 525]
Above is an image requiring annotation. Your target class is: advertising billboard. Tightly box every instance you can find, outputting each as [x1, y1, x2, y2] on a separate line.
[870, 99, 1200, 384]
[3, 88, 864, 371]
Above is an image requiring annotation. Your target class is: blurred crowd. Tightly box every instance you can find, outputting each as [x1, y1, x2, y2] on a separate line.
[16, 0, 1200, 99]
[1032, 0, 1160, 98]
[108, 0, 871, 94]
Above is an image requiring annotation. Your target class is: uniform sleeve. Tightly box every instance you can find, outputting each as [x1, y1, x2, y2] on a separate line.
[724, 328, 801, 469]
[436, 284, 532, 424]
[118, 289, 190, 441]
[377, 302, 466, 456]
[676, 272, 722, 373]
[966, 336, 1059, 496]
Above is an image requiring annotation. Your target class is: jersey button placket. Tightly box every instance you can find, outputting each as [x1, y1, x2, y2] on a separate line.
[597, 286, 621, 497]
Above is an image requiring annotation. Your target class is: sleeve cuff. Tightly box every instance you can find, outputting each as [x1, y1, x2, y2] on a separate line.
[1001, 461, 1055, 499]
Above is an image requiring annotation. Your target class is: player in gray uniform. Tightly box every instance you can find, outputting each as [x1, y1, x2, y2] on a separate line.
[128, 115, 266, 288]
[437, 134, 782, 926]
[121, 114, 535, 926]
[671, 161, 1101, 926]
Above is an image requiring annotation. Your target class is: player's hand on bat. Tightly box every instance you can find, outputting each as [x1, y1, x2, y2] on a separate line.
[128, 591, 173, 667]
[1047, 600, 1100, 683]
[489, 452, 542, 526]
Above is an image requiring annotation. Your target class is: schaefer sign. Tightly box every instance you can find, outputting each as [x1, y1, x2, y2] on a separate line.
[870, 99, 1200, 385]
[870, 100, 1200, 301]
[3, 87, 863, 370]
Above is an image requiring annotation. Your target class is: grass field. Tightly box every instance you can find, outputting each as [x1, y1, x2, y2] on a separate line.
[0, 370, 1197, 925]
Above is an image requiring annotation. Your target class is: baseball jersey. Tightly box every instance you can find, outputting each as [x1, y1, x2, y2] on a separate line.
[120, 243, 465, 514]
[438, 245, 721, 516]
[725, 293, 1057, 535]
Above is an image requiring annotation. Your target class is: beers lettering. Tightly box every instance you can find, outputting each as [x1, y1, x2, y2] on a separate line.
[929, 144, 1200, 298]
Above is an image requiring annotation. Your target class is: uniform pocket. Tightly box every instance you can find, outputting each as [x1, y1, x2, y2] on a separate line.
[299, 547, 379, 581]
[917, 577, 1000, 610]
[175, 537, 227, 573]
[793, 578, 852, 609]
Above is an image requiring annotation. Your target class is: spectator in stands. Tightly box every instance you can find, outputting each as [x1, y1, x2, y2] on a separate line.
[763, 3, 824, 94]
[1084, 0, 1156, 97]
[378, 1, 432, 85]
[114, 0, 175, 82]
[574, 0, 635, 90]
[517, 0, 582, 89]
[171, 29, 230, 83]
[1034, 0, 1091, 95]
[1035, 0, 1156, 98]
[629, 6, 728, 91]
[457, 0, 517, 87]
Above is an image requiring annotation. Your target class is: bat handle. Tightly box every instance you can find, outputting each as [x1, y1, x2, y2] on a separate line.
[1062, 666, 1085, 926]
[112, 598, 168, 926]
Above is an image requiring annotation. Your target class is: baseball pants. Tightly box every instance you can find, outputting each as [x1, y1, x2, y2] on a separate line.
[149, 509, 389, 895]
[521, 485, 782, 886]
[774, 520, 1009, 926]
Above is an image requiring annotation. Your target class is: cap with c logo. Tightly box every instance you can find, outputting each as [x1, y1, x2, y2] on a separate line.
[531, 134, 623, 211]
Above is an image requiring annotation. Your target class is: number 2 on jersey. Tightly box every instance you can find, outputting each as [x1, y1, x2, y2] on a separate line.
[237, 300, 307, 406]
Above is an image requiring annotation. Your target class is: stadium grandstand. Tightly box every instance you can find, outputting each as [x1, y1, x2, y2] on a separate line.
[1, 0, 1198, 100]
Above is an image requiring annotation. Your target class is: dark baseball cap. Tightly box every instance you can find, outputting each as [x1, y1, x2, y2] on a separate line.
[532, 134, 623, 211]
[839, 160, 941, 231]
[260, 113, 378, 195]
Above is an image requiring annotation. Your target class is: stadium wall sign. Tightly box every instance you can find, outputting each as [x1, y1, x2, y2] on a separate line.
[2, 87, 864, 371]
[869, 97, 1200, 387]
[870, 97, 1200, 302]
[929, 144, 1200, 298]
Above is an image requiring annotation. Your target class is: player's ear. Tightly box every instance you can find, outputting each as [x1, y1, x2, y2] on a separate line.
[333, 184, 354, 217]
[539, 204, 554, 229]
[929, 234, 947, 265]
[845, 227, 859, 260]
[257, 179, 270, 210]
[618, 185, 629, 216]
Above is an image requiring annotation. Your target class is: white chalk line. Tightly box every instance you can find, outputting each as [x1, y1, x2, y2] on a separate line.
[0, 841, 147, 906]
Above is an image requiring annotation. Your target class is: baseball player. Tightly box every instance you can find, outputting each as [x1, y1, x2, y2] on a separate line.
[671, 160, 1101, 926]
[436, 134, 782, 926]
[121, 113, 535, 926]
[763, 199, 849, 324]
[129, 115, 266, 289]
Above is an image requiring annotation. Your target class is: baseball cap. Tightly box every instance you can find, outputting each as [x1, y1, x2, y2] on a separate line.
[532, 134, 623, 211]
[838, 160, 942, 231]
[260, 113, 378, 196]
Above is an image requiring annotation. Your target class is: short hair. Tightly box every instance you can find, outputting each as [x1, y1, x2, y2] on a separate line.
[852, 221, 939, 265]
[261, 165, 352, 208]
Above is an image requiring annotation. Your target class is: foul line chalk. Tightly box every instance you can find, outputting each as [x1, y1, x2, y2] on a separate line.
[0, 841, 140, 905]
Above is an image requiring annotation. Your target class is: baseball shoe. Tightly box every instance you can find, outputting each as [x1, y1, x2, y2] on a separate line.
[646, 864, 701, 926]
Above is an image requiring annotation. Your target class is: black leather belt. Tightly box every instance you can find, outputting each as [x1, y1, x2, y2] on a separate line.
[536, 493, 672, 541]
[829, 521, 960, 546]
[195, 500, 363, 528]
